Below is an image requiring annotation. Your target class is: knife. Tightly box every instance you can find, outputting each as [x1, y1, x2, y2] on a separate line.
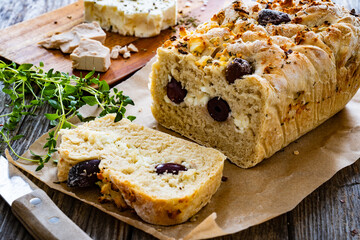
[0, 156, 91, 240]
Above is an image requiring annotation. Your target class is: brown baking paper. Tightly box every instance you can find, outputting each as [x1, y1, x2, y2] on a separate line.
[10, 58, 360, 240]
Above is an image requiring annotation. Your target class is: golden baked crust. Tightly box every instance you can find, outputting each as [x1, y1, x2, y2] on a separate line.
[57, 114, 226, 225]
[150, 0, 360, 168]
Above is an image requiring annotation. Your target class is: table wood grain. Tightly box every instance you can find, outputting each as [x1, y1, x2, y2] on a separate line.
[0, 1, 360, 240]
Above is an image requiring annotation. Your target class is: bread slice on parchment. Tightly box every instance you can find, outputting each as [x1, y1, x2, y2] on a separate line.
[57, 114, 226, 225]
[150, 0, 360, 168]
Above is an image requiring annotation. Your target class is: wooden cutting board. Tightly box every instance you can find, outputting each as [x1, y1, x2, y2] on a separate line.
[0, 0, 232, 85]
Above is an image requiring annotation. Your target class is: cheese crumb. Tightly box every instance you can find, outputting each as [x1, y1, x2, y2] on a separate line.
[123, 51, 131, 59]
[119, 46, 128, 55]
[128, 43, 139, 52]
[110, 48, 119, 59]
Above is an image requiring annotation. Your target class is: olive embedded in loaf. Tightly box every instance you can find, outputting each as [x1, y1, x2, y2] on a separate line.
[150, 0, 360, 168]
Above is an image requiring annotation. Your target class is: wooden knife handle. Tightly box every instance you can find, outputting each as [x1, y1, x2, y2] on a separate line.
[11, 189, 91, 240]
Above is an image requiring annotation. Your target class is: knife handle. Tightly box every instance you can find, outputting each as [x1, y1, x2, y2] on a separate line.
[11, 189, 91, 240]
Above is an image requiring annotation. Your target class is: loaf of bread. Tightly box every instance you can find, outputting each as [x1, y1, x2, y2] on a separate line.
[57, 114, 226, 225]
[150, 0, 360, 168]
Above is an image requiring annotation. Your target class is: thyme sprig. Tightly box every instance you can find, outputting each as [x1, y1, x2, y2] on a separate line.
[0, 61, 135, 170]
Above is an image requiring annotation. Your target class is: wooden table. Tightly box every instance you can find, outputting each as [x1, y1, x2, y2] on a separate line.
[1, 1, 360, 239]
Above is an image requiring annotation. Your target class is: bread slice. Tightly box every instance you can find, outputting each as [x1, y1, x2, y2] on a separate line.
[57, 114, 226, 225]
[150, 0, 360, 168]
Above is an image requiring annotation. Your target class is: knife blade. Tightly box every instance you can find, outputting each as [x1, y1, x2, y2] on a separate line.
[0, 155, 91, 240]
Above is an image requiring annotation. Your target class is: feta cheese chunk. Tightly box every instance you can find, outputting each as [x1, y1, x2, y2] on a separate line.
[110, 48, 119, 59]
[39, 22, 106, 53]
[70, 38, 111, 72]
[127, 43, 139, 52]
[84, 0, 177, 38]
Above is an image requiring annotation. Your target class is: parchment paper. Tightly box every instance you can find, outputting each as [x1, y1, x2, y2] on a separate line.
[10, 58, 360, 240]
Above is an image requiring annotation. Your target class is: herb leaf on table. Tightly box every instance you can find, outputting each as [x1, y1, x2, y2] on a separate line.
[0, 61, 135, 170]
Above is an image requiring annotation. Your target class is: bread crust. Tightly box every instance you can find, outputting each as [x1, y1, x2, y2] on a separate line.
[150, 0, 360, 168]
[57, 115, 226, 225]
[111, 160, 223, 225]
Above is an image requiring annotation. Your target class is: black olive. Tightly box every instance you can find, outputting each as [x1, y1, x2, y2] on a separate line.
[258, 9, 291, 26]
[67, 159, 101, 188]
[155, 163, 187, 175]
[166, 77, 187, 104]
[225, 58, 253, 84]
[207, 97, 231, 122]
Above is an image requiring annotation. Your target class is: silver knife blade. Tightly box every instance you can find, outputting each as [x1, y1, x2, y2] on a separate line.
[0, 155, 91, 240]
[0, 155, 33, 205]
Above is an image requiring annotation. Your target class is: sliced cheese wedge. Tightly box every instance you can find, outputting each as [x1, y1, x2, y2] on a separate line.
[70, 38, 111, 72]
[39, 22, 106, 53]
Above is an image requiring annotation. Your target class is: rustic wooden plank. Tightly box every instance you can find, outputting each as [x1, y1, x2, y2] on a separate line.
[215, 216, 289, 240]
[289, 160, 360, 239]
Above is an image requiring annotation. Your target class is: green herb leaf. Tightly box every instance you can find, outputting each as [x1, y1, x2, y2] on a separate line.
[11, 135, 24, 141]
[64, 85, 77, 94]
[82, 96, 98, 106]
[62, 121, 72, 129]
[18, 63, 33, 71]
[48, 99, 61, 109]
[30, 150, 42, 159]
[115, 112, 123, 122]
[0, 60, 136, 170]
[45, 113, 59, 121]
[127, 116, 136, 121]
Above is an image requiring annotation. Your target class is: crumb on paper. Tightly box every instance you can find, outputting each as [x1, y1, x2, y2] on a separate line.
[293, 150, 299, 155]
[351, 229, 358, 236]
[67, 15, 72, 19]
[138, 108, 143, 112]
[189, 215, 198, 222]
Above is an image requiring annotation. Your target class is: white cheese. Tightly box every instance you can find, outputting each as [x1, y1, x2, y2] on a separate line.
[70, 38, 111, 72]
[184, 92, 210, 107]
[118, 46, 128, 55]
[127, 43, 139, 53]
[123, 51, 131, 59]
[232, 113, 250, 133]
[110, 48, 119, 59]
[84, 0, 177, 38]
[39, 22, 106, 54]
